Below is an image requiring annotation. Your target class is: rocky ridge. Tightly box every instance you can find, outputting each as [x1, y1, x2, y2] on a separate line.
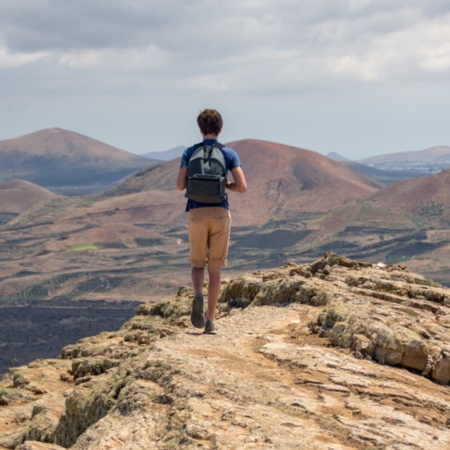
[1, 254, 450, 449]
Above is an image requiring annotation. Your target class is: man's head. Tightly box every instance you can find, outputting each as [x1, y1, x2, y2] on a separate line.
[197, 109, 223, 137]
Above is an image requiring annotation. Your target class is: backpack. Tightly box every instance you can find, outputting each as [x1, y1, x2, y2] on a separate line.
[185, 142, 227, 203]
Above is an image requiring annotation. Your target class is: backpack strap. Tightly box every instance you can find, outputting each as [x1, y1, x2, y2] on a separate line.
[191, 142, 225, 166]
[193, 142, 224, 150]
[203, 142, 224, 161]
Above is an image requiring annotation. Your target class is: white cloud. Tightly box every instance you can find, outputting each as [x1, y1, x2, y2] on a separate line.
[420, 44, 450, 72]
[0, 0, 449, 158]
[416, 19, 450, 74]
[58, 45, 168, 70]
[0, 43, 49, 68]
[1, 1, 449, 89]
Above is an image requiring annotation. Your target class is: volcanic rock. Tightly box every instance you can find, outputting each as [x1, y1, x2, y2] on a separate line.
[1, 254, 450, 449]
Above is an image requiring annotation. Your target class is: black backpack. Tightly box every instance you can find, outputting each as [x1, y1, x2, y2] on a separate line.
[185, 142, 227, 203]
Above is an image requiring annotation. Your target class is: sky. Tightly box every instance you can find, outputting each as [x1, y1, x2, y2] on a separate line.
[0, 0, 449, 160]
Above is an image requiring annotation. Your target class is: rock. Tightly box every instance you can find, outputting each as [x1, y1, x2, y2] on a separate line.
[1, 254, 450, 449]
[431, 356, 450, 384]
[28, 383, 49, 395]
[71, 356, 121, 380]
[402, 338, 428, 371]
[12, 372, 31, 387]
[16, 442, 66, 450]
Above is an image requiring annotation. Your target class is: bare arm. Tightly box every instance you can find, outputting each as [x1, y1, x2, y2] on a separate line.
[176, 166, 188, 191]
[226, 166, 247, 193]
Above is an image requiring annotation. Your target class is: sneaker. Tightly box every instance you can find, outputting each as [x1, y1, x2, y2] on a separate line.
[191, 292, 205, 329]
[204, 320, 217, 334]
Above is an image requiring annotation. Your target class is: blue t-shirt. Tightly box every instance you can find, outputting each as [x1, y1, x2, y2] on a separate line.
[180, 139, 242, 211]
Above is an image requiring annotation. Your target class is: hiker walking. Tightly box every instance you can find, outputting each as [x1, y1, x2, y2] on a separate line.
[176, 109, 247, 334]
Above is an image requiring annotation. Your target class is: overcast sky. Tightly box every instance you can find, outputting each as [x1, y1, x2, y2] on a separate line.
[1, 0, 449, 160]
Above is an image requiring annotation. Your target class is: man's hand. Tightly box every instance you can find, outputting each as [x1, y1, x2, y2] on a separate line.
[176, 166, 188, 191]
[226, 167, 247, 193]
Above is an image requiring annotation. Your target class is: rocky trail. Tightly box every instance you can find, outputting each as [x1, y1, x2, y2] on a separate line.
[1, 254, 450, 449]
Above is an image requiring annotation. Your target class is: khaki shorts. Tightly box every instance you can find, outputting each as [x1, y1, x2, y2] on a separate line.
[188, 207, 231, 269]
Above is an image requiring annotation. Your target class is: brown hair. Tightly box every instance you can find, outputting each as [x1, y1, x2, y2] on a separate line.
[197, 109, 223, 136]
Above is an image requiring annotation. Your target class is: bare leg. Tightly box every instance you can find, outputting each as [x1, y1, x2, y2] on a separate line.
[206, 266, 221, 322]
[191, 267, 205, 294]
[190, 267, 206, 328]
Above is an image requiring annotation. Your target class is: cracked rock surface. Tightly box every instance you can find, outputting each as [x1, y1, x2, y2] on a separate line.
[1, 254, 450, 449]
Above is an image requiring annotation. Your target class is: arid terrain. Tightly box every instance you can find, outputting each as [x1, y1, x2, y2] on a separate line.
[0, 137, 386, 305]
[1, 254, 450, 449]
[2, 131, 450, 390]
[1, 137, 450, 308]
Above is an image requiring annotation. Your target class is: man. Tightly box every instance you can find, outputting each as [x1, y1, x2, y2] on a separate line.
[176, 109, 247, 334]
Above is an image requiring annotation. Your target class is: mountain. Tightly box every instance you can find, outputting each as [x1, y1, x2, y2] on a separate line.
[0, 139, 384, 305]
[112, 139, 382, 225]
[340, 160, 430, 185]
[142, 146, 186, 161]
[105, 158, 181, 194]
[0, 180, 58, 214]
[366, 167, 450, 213]
[301, 168, 450, 284]
[3, 138, 450, 304]
[228, 139, 382, 224]
[365, 169, 450, 276]
[344, 145, 450, 185]
[0, 128, 155, 193]
[3, 138, 384, 235]
[359, 145, 450, 164]
[1, 254, 450, 448]
[326, 151, 349, 161]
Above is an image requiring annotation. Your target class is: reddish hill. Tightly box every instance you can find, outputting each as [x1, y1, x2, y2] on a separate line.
[0, 128, 153, 189]
[0, 128, 151, 162]
[4, 140, 450, 303]
[0, 180, 58, 214]
[227, 140, 382, 225]
[103, 139, 382, 226]
[312, 169, 450, 239]
[366, 168, 450, 216]
[106, 159, 181, 194]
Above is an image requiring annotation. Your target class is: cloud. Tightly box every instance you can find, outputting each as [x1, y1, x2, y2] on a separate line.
[58, 45, 168, 70]
[0, 44, 49, 69]
[0, 0, 449, 158]
[1, 0, 449, 89]
[420, 43, 450, 72]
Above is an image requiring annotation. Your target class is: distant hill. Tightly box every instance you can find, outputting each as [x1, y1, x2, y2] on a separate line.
[3, 138, 450, 304]
[366, 168, 450, 215]
[142, 146, 186, 161]
[327, 151, 349, 162]
[316, 168, 450, 237]
[104, 139, 382, 227]
[359, 146, 450, 164]
[228, 139, 382, 224]
[346, 146, 450, 184]
[7, 138, 384, 233]
[0, 128, 155, 194]
[340, 161, 430, 185]
[0, 180, 57, 214]
[302, 168, 450, 285]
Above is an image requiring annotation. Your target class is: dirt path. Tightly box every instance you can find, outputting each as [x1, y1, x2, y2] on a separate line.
[141, 304, 450, 449]
[2, 302, 450, 449]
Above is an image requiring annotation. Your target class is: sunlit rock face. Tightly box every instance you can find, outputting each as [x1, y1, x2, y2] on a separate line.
[2, 254, 450, 449]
